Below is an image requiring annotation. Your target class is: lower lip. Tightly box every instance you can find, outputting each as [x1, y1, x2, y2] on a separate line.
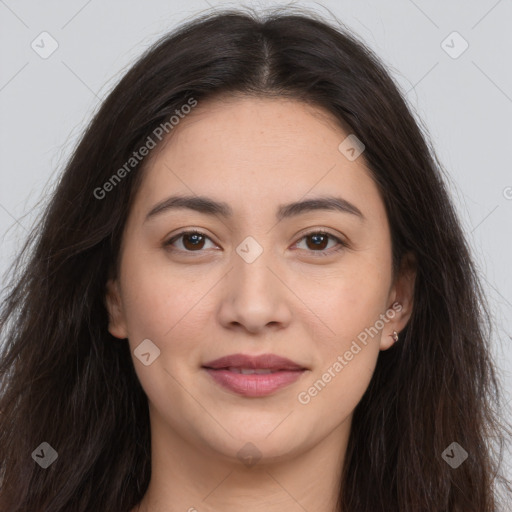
[203, 368, 305, 397]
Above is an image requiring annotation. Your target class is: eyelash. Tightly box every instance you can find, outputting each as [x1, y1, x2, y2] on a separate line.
[163, 229, 348, 257]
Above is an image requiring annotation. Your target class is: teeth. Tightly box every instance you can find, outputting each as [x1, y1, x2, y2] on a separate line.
[228, 367, 275, 374]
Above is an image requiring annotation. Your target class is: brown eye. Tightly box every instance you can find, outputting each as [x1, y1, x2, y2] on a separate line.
[182, 232, 205, 250]
[305, 233, 329, 250]
[295, 231, 347, 257]
[164, 230, 216, 252]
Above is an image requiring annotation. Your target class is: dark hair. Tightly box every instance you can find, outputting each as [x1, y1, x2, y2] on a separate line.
[1, 6, 510, 512]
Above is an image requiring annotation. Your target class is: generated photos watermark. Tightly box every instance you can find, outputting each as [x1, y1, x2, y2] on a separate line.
[297, 302, 402, 405]
[93, 97, 198, 200]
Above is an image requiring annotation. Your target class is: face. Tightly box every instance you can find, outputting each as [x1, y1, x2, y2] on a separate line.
[106, 95, 415, 464]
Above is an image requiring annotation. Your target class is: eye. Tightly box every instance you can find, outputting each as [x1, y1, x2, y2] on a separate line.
[164, 230, 217, 253]
[293, 230, 347, 257]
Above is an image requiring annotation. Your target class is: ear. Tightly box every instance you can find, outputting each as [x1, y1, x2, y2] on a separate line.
[105, 278, 128, 339]
[380, 251, 416, 351]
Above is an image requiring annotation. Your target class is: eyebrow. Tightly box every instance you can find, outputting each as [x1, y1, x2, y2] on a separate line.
[144, 194, 365, 223]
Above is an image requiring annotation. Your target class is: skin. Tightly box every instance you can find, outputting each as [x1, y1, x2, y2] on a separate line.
[106, 95, 416, 512]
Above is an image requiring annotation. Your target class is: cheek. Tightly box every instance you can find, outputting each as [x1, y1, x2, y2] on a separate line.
[298, 346, 378, 424]
[119, 245, 197, 337]
[299, 271, 386, 415]
[118, 255, 209, 414]
[121, 272, 171, 342]
[119, 249, 216, 373]
[304, 259, 391, 346]
[300, 256, 390, 411]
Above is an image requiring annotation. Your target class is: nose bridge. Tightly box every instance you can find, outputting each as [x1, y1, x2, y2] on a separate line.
[231, 234, 277, 297]
[217, 233, 291, 332]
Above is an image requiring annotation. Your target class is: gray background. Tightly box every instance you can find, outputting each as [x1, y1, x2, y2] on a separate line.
[1, 0, 511, 480]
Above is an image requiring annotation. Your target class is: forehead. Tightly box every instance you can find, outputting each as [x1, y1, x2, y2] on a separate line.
[159, 95, 354, 170]
[133, 95, 385, 224]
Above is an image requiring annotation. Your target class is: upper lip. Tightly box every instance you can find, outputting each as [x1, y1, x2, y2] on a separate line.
[202, 353, 306, 371]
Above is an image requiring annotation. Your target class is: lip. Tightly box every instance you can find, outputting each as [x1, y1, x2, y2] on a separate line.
[202, 353, 308, 397]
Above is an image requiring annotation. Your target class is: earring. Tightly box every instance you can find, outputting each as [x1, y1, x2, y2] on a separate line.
[391, 330, 399, 343]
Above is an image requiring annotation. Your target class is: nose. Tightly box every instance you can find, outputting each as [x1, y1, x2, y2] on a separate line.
[216, 247, 292, 335]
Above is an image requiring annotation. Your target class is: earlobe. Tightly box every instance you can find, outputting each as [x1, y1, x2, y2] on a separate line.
[105, 279, 128, 339]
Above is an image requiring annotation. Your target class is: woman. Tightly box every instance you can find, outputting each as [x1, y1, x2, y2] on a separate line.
[1, 7, 510, 512]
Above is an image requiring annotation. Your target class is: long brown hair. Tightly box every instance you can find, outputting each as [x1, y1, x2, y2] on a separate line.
[1, 7, 511, 511]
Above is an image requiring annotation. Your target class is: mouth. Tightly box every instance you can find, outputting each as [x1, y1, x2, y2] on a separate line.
[202, 353, 308, 397]
[220, 367, 290, 374]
